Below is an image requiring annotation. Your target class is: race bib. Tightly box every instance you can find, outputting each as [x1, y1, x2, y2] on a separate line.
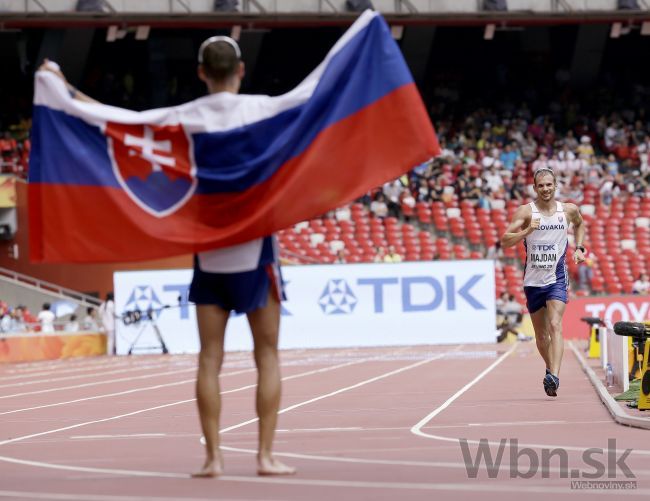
[530, 243, 557, 270]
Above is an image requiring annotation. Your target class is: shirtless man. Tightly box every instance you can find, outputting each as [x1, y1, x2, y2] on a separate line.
[501, 168, 586, 396]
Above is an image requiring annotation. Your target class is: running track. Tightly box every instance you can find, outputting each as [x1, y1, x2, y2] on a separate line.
[0, 342, 648, 500]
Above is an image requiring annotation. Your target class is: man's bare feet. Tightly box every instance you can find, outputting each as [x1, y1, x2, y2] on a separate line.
[192, 456, 224, 478]
[257, 455, 297, 476]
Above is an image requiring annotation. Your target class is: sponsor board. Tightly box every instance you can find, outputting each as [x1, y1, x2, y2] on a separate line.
[114, 260, 496, 354]
[563, 295, 650, 339]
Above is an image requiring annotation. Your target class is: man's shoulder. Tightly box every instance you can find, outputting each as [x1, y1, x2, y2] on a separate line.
[513, 203, 532, 216]
[561, 201, 580, 214]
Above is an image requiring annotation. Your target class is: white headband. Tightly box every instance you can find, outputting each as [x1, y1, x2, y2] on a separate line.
[198, 36, 241, 63]
[533, 167, 556, 182]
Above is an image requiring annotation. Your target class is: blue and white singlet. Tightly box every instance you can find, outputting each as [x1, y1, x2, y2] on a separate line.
[523, 201, 569, 288]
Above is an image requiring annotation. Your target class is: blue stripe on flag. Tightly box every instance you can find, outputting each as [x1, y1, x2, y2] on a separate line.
[31, 15, 412, 192]
[30, 105, 119, 187]
[194, 15, 412, 194]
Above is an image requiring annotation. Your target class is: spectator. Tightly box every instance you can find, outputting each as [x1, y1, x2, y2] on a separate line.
[521, 132, 538, 162]
[82, 307, 99, 331]
[563, 130, 579, 150]
[499, 143, 519, 171]
[37, 303, 55, 332]
[400, 190, 416, 221]
[370, 194, 388, 219]
[577, 135, 595, 158]
[577, 255, 595, 290]
[8, 306, 25, 332]
[632, 273, 650, 295]
[65, 314, 80, 332]
[599, 175, 615, 205]
[486, 241, 504, 268]
[99, 292, 116, 355]
[382, 180, 403, 218]
[496, 294, 524, 343]
[383, 245, 403, 263]
[21, 306, 37, 329]
[496, 291, 509, 315]
[532, 153, 550, 172]
[373, 246, 386, 263]
[503, 294, 523, 327]
[0, 305, 11, 333]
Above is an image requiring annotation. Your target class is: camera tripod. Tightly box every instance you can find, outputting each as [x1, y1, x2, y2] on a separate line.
[126, 316, 170, 355]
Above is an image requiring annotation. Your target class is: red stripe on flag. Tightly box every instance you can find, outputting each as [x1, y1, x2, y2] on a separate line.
[30, 83, 438, 263]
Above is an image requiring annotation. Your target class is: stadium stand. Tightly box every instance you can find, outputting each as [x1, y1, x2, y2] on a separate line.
[277, 108, 650, 309]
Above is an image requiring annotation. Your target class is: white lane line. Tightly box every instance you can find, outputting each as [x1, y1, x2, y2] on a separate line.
[220, 354, 450, 435]
[0, 351, 448, 484]
[0, 358, 179, 380]
[0, 368, 198, 399]
[9, 347, 648, 492]
[0, 354, 386, 417]
[0, 399, 197, 448]
[0, 368, 254, 417]
[429, 419, 613, 429]
[276, 427, 362, 432]
[70, 434, 167, 440]
[219, 445, 650, 477]
[0, 362, 193, 389]
[0, 380, 195, 417]
[221, 444, 479, 468]
[0, 346, 370, 388]
[0, 455, 188, 478]
[411, 343, 518, 439]
[0, 491, 265, 501]
[467, 420, 566, 427]
[410, 343, 650, 457]
[0, 357, 373, 447]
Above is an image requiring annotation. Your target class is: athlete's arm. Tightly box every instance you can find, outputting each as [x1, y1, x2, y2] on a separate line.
[565, 203, 586, 264]
[501, 205, 537, 248]
[38, 59, 99, 104]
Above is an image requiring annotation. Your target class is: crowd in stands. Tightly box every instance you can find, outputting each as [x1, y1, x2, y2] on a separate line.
[364, 109, 649, 221]
[0, 300, 100, 334]
[279, 105, 650, 312]
[0, 118, 31, 178]
[314, 107, 646, 265]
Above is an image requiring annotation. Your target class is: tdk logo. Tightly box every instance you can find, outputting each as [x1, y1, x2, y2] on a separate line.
[319, 274, 485, 314]
[532, 244, 556, 252]
[124, 286, 164, 317]
[319, 279, 358, 315]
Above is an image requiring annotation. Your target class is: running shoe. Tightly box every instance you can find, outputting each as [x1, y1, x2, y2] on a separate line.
[543, 370, 559, 397]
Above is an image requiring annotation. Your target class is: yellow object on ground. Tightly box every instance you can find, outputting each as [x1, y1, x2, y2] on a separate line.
[638, 339, 650, 411]
[588, 325, 601, 359]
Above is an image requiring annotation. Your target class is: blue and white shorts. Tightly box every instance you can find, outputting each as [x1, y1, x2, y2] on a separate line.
[524, 281, 568, 314]
[189, 258, 286, 314]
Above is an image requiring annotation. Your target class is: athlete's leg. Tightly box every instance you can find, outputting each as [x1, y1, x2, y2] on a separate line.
[246, 291, 296, 476]
[545, 299, 566, 376]
[193, 304, 229, 478]
[530, 307, 552, 370]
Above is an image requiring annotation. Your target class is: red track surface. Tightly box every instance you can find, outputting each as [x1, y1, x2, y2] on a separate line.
[0, 342, 649, 500]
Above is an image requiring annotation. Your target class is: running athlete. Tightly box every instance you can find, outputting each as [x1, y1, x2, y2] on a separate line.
[39, 36, 295, 478]
[501, 168, 586, 397]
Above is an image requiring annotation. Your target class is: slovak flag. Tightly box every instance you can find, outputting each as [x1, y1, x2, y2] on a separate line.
[29, 10, 439, 263]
